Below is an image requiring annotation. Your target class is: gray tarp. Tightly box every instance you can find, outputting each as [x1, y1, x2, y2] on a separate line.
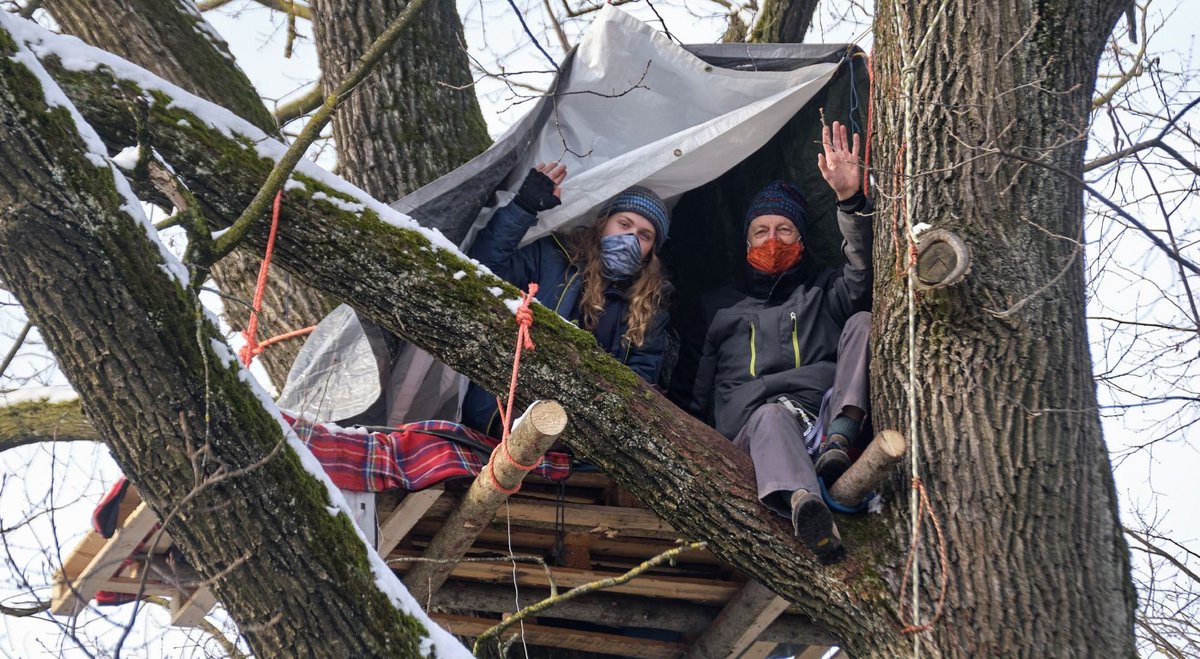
[278, 6, 863, 424]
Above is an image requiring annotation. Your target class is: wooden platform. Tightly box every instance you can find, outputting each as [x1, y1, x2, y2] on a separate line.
[52, 469, 836, 658]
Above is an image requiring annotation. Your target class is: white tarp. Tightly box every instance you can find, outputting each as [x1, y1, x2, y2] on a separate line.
[282, 6, 845, 425]
[490, 4, 838, 245]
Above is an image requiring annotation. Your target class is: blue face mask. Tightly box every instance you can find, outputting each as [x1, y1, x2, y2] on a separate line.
[599, 233, 645, 281]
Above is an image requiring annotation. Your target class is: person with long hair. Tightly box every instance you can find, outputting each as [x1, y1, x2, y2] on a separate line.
[462, 163, 672, 437]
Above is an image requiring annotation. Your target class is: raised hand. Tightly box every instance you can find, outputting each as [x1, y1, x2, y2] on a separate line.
[816, 121, 862, 202]
[516, 162, 568, 212]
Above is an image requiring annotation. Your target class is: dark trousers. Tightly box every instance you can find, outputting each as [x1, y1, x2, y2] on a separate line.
[732, 312, 872, 517]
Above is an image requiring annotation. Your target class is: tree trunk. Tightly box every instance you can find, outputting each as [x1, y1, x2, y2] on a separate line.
[309, 0, 490, 201]
[869, 0, 1137, 654]
[43, 0, 336, 387]
[750, 0, 820, 43]
[0, 24, 459, 657]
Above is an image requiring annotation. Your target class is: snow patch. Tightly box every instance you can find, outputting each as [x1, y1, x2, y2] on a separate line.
[503, 298, 523, 315]
[912, 222, 933, 237]
[452, 271, 467, 280]
[311, 191, 365, 214]
[0, 385, 78, 406]
[488, 287, 504, 297]
[111, 146, 140, 170]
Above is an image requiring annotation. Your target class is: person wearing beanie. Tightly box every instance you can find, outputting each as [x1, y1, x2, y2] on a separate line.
[670, 121, 873, 565]
[462, 162, 673, 438]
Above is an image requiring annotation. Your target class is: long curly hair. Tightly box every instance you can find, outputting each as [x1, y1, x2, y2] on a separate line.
[561, 216, 669, 348]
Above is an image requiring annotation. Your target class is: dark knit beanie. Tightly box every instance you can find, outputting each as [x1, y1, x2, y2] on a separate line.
[744, 180, 808, 238]
[603, 185, 670, 251]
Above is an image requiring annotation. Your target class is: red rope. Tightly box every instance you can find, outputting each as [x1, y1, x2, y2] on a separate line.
[896, 476, 949, 635]
[488, 283, 541, 494]
[238, 190, 315, 366]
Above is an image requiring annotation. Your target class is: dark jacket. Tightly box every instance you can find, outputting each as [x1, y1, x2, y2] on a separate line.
[678, 196, 873, 439]
[463, 201, 670, 435]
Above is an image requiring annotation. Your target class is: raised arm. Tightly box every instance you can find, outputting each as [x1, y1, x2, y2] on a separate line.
[468, 163, 567, 282]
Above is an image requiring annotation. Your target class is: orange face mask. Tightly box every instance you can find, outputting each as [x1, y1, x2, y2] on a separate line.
[747, 239, 804, 274]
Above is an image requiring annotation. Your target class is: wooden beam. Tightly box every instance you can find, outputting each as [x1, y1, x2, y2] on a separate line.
[169, 586, 218, 627]
[795, 646, 835, 659]
[429, 582, 837, 646]
[431, 613, 686, 659]
[421, 497, 679, 539]
[404, 401, 567, 604]
[392, 548, 740, 604]
[828, 430, 906, 507]
[376, 486, 443, 557]
[689, 580, 790, 658]
[738, 641, 780, 659]
[50, 502, 159, 616]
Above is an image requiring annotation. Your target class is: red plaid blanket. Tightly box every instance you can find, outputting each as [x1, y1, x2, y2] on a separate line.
[285, 415, 572, 492]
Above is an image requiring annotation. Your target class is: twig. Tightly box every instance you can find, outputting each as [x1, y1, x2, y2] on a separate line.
[540, 0, 571, 52]
[471, 541, 707, 656]
[0, 321, 32, 380]
[1085, 96, 1200, 172]
[995, 149, 1200, 278]
[504, 0, 560, 73]
[204, 0, 433, 265]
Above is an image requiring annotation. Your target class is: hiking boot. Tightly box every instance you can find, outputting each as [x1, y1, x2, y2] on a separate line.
[790, 490, 846, 565]
[815, 435, 852, 485]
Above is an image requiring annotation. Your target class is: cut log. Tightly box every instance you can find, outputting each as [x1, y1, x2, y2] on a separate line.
[914, 229, 971, 290]
[404, 401, 567, 604]
[828, 430, 907, 507]
[689, 580, 790, 659]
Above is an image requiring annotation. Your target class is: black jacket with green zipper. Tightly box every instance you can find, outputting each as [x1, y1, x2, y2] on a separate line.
[683, 195, 873, 440]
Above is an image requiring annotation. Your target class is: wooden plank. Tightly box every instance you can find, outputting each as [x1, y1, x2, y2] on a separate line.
[169, 586, 218, 627]
[76, 575, 175, 597]
[377, 487, 443, 557]
[50, 502, 159, 616]
[431, 613, 685, 659]
[429, 582, 838, 646]
[689, 580, 790, 658]
[738, 641, 779, 659]
[390, 549, 739, 604]
[423, 497, 678, 540]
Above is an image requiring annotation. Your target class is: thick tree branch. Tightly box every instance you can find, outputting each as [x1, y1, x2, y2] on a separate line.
[272, 82, 323, 125]
[0, 399, 99, 451]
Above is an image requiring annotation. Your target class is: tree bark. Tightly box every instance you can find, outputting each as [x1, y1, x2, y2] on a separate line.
[309, 0, 491, 201]
[869, 0, 1137, 654]
[0, 24, 458, 657]
[749, 0, 820, 43]
[43, 0, 335, 387]
[30, 34, 908, 654]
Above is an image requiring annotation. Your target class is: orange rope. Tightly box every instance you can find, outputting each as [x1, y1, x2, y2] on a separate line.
[238, 190, 315, 366]
[896, 476, 949, 635]
[488, 283, 541, 494]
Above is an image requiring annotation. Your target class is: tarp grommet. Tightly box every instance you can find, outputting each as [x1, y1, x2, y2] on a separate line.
[673, 148, 683, 157]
